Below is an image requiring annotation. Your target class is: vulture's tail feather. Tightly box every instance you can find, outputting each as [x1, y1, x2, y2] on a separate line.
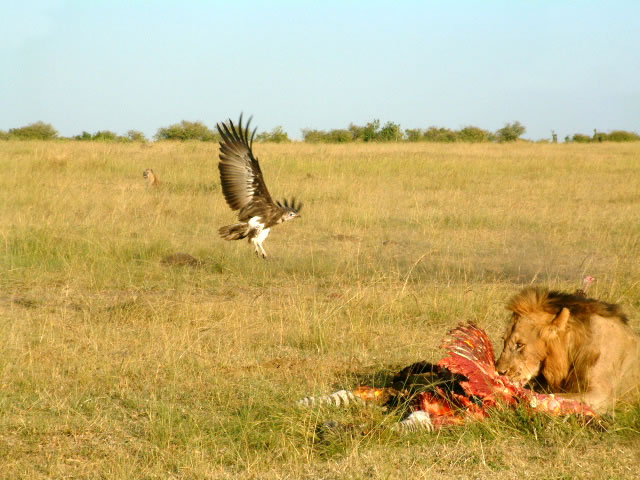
[219, 223, 250, 240]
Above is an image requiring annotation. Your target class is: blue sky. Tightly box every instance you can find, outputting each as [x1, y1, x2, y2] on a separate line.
[2, 0, 639, 140]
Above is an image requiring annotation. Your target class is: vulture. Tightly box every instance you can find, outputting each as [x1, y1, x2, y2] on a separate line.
[216, 115, 301, 258]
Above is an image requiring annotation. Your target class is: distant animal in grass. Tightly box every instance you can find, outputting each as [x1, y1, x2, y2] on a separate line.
[143, 168, 159, 188]
[216, 115, 301, 258]
[574, 275, 596, 298]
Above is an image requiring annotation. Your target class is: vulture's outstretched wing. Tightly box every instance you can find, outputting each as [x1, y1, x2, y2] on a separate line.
[216, 115, 278, 216]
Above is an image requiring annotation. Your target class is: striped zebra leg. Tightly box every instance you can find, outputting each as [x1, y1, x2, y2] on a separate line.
[296, 389, 364, 408]
[391, 410, 434, 433]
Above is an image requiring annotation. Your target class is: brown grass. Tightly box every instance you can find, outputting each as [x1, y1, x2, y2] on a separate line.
[0, 140, 639, 478]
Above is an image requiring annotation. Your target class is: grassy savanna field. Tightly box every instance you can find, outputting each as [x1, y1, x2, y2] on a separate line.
[1, 140, 639, 479]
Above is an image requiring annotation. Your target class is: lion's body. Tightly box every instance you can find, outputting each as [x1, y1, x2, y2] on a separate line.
[496, 287, 640, 413]
[143, 168, 159, 187]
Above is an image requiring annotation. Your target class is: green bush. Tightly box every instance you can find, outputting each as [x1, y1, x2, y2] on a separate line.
[423, 127, 457, 142]
[155, 121, 219, 141]
[324, 129, 353, 143]
[572, 133, 592, 143]
[255, 126, 290, 143]
[302, 128, 353, 143]
[9, 121, 58, 140]
[592, 129, 606, 142]
[495, 121, 526, 142]
[606, 130, 640, 142]
[0, 130, 10, 140]
[74, 131, 93, 141]
[301, 129, 325, 143]
[378, 121, 403, 141]
[127, 130, 148, 142]
[362, 119, 381, 142]
[457, 126, 492, 143]
[348, 123, 365, 141]
[347, 120, 403, 142]
[405, 128, 423, 142]
[92, 130, 119, 141]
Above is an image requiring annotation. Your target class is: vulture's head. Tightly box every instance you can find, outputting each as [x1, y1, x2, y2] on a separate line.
[277, 198, 302, 222]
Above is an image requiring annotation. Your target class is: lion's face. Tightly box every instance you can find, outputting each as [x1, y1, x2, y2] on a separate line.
[496, 308, 570, 386]
[496, 317, 547, 385]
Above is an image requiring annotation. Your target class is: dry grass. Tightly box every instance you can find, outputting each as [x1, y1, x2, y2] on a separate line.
[1, 140, 639, 478]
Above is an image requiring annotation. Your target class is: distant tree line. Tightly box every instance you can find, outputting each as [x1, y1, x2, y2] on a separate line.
[0, 120, 294, 143]
[304, 121, 529, 143]
[153, 121, 292, 143]
[2, 120, 639, 144]
[566, 128, 640, 143]
[0, 121, 149, 143]
[74, 130, 147, 142]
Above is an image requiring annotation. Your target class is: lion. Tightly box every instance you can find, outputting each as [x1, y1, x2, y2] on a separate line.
[495, 287, 640, 413]
[143, 168, 159, 187]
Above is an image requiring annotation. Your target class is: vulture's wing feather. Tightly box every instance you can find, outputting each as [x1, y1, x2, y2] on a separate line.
[217, 115, 276, 212]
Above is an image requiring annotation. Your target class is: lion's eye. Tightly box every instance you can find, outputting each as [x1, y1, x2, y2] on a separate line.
[515, 342, 524, 351]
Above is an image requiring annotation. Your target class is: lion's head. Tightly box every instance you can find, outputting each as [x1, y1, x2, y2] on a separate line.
[143, 168, 159, 187]
[495, 287, 627, 391]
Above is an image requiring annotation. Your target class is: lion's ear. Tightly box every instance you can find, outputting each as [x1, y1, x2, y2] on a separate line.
[551, 307, 570, 332]
[541, 307, 570, 341]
